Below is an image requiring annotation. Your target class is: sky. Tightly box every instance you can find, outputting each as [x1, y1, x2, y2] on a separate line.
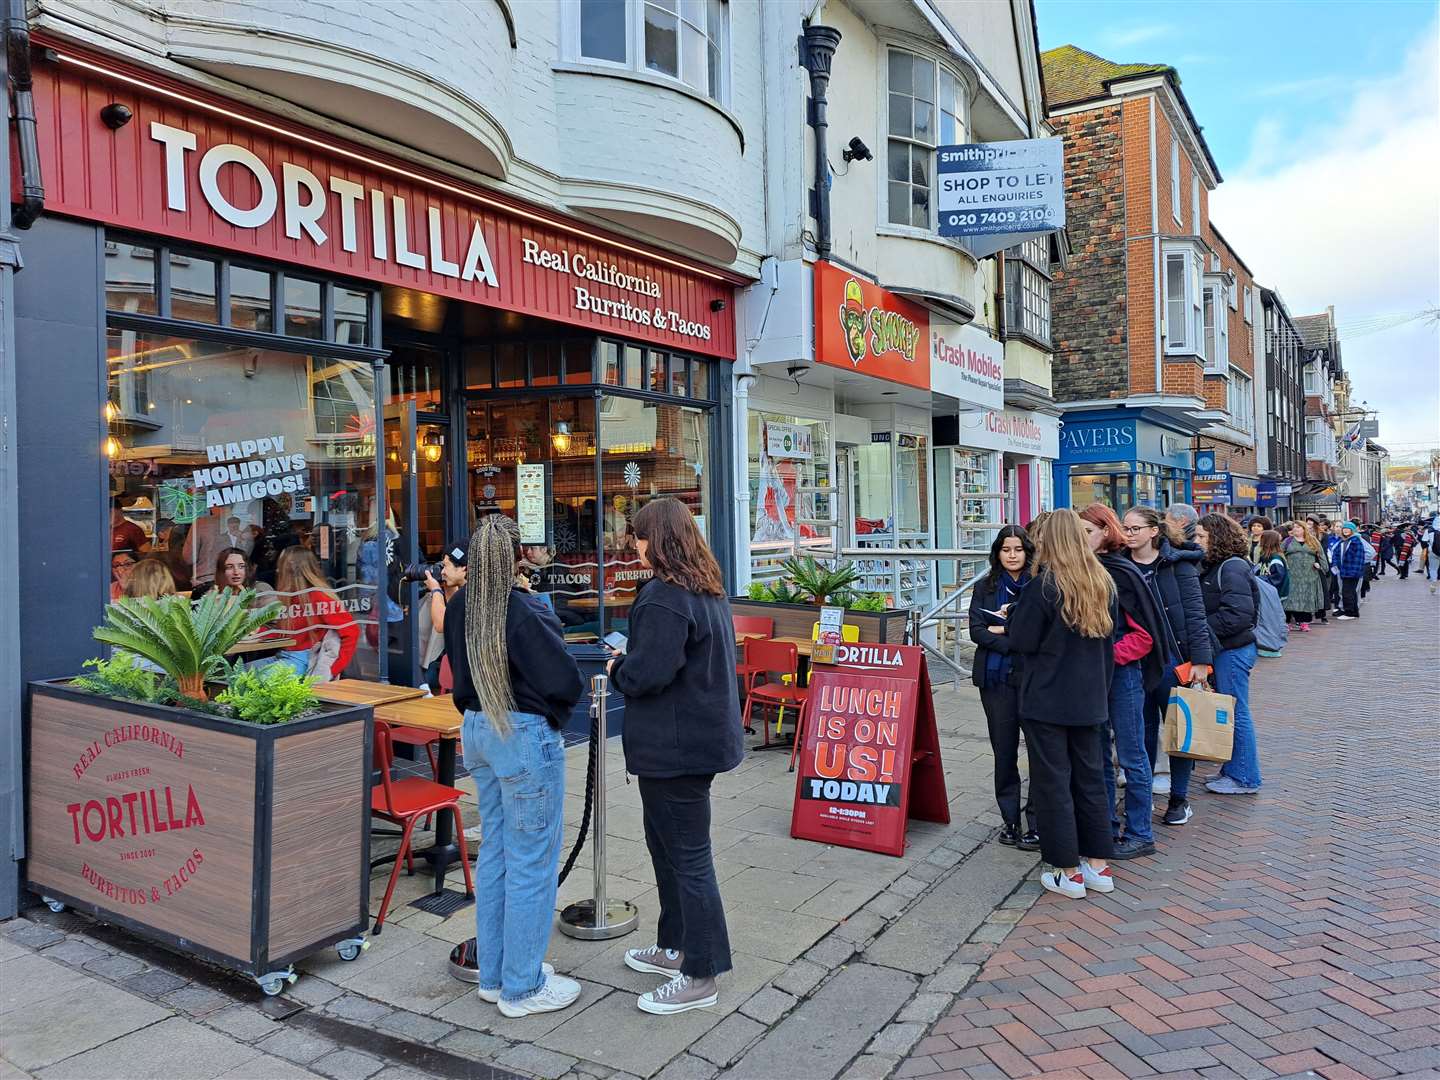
[1035, 0, 1440, 459]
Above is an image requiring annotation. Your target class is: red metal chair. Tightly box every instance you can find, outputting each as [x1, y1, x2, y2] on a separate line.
[733, 615, 774, 731]
[742, 639, 809, 753]
[370, 720, 474, 934]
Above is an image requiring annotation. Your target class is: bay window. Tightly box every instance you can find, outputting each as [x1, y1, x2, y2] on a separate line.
[1163, 246, 1202, 355]
[571, 0, 729, 104]
[886, 48, 965, 229]
[1171, 140, 1182, 223]
[1203, 281, 1228, 373]
[1227, 368, 1253, 434]
[1004, 236, 1051, 345]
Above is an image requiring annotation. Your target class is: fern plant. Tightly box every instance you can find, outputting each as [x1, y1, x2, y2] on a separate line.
[71, 654, 178, 705]
[216, 664, 318, 725]
[92, 590, 281, 701]
[779, 556, 862, 606]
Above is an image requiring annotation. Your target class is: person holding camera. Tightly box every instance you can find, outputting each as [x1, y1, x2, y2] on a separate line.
[605, 498, 743, 1016]
[417, 542, 469, 693]
[445, 516, 585, 1017]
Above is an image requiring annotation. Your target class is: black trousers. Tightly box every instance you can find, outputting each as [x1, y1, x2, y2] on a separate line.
[1341, 576, 1360, 618]
[1327, 574, 1341, 610]
[1019, 719, 1114, 869]
[979, 684, 1035, 831]
[639, 775, 732, 979]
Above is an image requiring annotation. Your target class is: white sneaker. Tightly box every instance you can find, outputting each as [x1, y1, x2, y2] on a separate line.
[1040, 867, 1085, 899]
[637, 973, 719, 1015]
[1337, 615, 1355, 621]
[1151, 774, 1171, 795]
[1081, 861, 1115, 894]
[478, 963, 555, 1004]
[496, 972, 581, 1017]
[464, 823, 484, 843]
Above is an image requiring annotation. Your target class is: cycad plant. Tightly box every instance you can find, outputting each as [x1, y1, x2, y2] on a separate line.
[780, 556, 862, 607]
[92, 590, 281, 701]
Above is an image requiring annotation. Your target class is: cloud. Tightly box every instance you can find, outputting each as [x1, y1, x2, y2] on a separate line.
[1100, 24, 1174, 50]
[1211, 22, 1440, 451]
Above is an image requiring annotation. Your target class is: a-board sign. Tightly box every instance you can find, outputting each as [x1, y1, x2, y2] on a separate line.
[790, 644, 950, 857]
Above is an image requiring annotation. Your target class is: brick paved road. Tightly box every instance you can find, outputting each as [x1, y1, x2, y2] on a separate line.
[901, 576, 1440, 1080]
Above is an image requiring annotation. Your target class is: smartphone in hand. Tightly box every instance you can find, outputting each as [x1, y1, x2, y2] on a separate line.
[603, 631, 628, 654]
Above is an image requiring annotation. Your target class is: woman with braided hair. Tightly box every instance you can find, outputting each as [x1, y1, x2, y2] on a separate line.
[443, 515, 585, 1017]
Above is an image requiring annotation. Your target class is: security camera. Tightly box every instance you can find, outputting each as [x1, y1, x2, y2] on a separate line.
[842, 137, 873, 163]
[101, 103, 134, 130]
[786, 364, 810, 380]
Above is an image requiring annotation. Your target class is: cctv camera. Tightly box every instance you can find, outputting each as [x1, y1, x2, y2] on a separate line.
[842, 137, 873, 163]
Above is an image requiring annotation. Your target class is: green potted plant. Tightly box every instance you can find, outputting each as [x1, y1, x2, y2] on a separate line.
[733, 561, 903, 642]
[779, 555, 862, 607]
[26, 590, 373, 995]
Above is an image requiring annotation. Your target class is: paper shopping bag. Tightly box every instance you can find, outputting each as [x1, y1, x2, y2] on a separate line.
[1162, 684, 1236, 762]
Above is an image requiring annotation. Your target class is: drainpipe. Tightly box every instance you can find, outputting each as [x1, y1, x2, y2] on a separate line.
[800, 23, 841, 261]
[7, 0, 43, 230]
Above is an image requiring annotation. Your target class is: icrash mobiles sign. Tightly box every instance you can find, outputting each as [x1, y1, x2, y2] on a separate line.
[790, 645, 950, 857]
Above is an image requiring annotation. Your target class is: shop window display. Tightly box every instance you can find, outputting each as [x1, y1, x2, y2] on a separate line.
[748, 413, 832, 583]
[106, 329, 381, 677]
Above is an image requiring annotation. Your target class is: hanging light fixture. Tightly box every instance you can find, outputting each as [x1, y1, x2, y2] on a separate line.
[104, 435, 122, 458]
[422, 430, 444, 463]
[103, 400, 119, 423]
[551, 421, 573, 454]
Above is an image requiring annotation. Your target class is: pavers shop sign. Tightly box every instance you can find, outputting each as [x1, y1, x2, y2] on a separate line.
[936, 138, 1064, 258]
[29, 49, 736, 359]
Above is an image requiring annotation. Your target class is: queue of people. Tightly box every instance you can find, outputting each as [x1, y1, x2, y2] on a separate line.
[971, 504, 1269, 900]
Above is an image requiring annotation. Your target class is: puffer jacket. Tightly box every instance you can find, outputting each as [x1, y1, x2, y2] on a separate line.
[1129, 539, 1213, 667]
[1199, 555, 1257, 652]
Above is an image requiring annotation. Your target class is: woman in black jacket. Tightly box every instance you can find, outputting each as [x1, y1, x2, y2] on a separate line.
[1122, 506, 1213, 826]
[969, 525, 1037, 851]
[1006, 509, 1118, 900]
[606, 498, 742, 1015]
[1196, 514, 1263, 795]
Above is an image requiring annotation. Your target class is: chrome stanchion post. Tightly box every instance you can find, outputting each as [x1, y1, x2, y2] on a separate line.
[559, 673, 639, 940]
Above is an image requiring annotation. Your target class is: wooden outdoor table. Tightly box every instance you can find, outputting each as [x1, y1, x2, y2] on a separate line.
[314, 679, 427, 706]
[225, 636, 297, 657]
[735, 632, 815, 657]
[373, 696, 465, 896]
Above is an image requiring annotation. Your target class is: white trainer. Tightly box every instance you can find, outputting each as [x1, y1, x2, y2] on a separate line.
[478, 963, 555, 1004]
[1040, 867, 1085, 899]
[1151, 774, 1171, 795]
[496, 972, 581, 1017]
[1081, 861, 1115, 894]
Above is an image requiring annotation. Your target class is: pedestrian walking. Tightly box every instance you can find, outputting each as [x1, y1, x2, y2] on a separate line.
[1281, 522, 1326, 631]
[1394, 525, 1414, 580]
[1079, 504, 1174, 860]
[1006, 509, 1117, 900]
[1195, 514, 1263, 795]
[606, 497, 744, 1015]
[447, 515, 586, 1017]
[1121, 505, 1212, 828]
[968, 526, 1039, 852]
[1333, 522, 1368, 619]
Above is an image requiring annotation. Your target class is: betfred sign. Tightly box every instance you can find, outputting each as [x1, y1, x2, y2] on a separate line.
[791, 646, 950, 857]
[30, 50, 736, 358]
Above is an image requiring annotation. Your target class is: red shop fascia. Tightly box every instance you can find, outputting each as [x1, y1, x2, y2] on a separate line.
[24, 40, 743, 356]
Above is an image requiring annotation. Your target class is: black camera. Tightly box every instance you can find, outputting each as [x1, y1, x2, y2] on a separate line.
[400, 561, 444, 585]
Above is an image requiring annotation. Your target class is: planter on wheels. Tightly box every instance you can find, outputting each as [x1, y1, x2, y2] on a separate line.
[25, 680, 373, 996]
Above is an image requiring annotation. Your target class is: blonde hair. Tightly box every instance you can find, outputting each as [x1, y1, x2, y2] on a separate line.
[276, 546, 335, 598]
[1035, 509, 1114, 639]
[465, 516, 520, 737]
[1287, 520, 1320, 555]
[124, 558, 176, 600]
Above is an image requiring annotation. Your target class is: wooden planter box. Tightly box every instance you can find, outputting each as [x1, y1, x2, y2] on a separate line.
[729, 598, 909, 644]
[25, 680, 373, 994]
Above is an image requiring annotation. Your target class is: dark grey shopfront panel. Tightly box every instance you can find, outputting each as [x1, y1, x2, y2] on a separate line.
[14, 218, 106, 684]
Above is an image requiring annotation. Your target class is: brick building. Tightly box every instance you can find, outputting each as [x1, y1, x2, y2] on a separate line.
[1293, 309, 1344, 520]
[1040, 45, 1263, 512]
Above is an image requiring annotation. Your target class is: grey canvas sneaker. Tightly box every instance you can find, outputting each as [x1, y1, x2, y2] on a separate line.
[637, 973, 719, 1015]
[625, 945, 683, 976]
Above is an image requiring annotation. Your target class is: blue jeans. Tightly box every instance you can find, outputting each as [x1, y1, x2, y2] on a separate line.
[1145, 672, 1196, 800]
[253, 648, 310, 676]
[1102, 663, 1153, 843]
[462, 709, 565, 1004]
[1213, 643, 1261, 789]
